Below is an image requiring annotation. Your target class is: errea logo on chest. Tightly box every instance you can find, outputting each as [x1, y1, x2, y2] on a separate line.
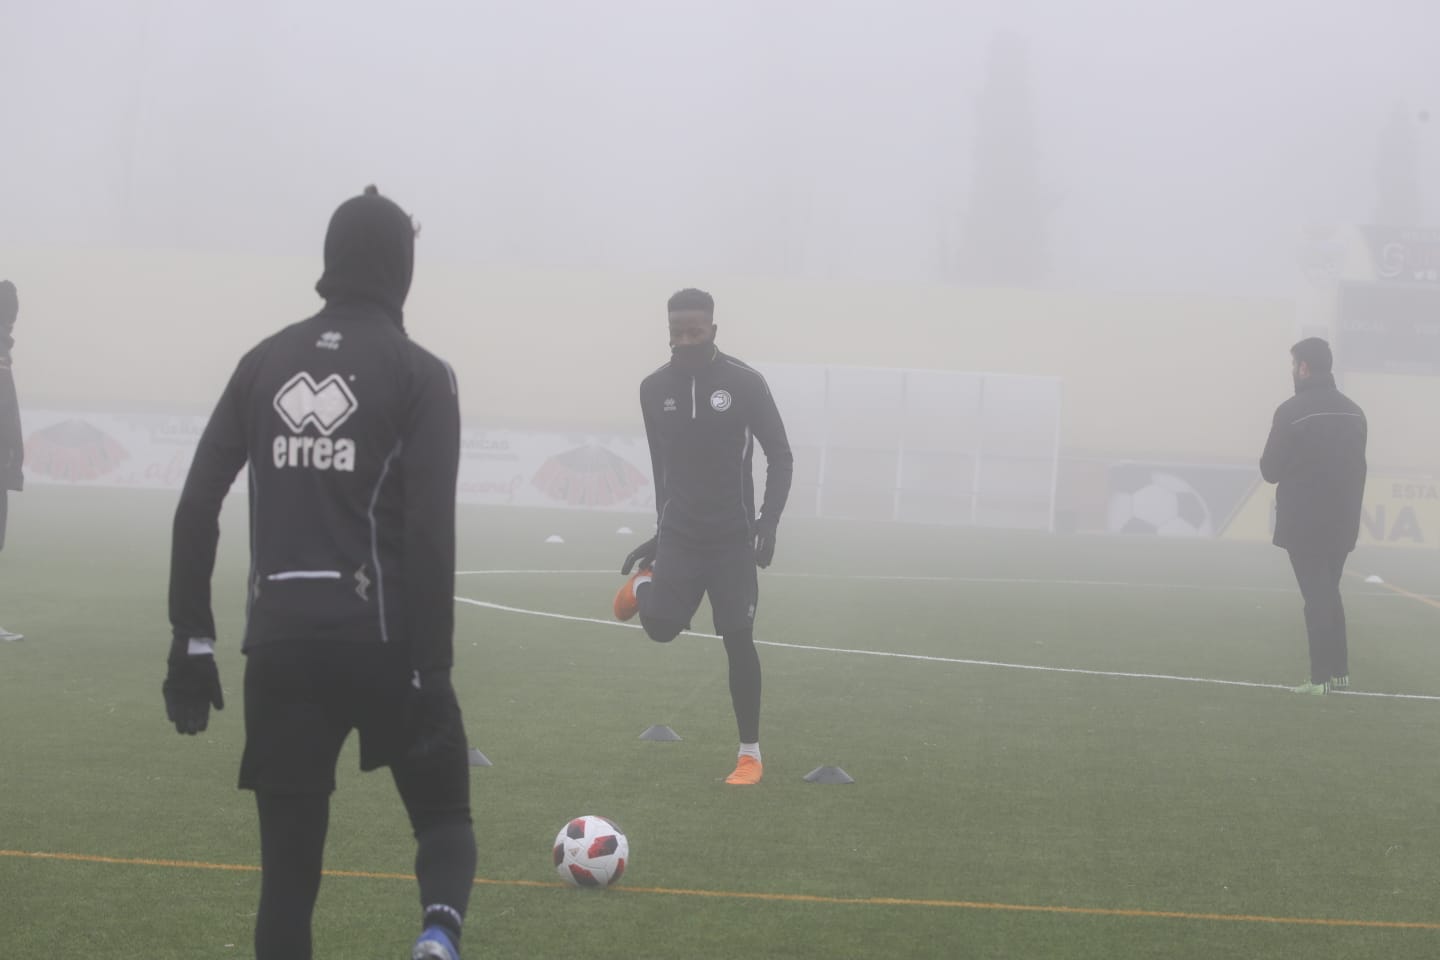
[663, 397, 678, 413]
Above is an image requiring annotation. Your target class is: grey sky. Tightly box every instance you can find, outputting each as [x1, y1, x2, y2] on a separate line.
[3, 0, 1436, 294]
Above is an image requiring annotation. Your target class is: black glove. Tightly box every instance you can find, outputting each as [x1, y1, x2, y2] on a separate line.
[621, 536, 658, 575]
[753, 521, 777, 569]
[407, 669, 465, 766]
[162, 636, 224, 735]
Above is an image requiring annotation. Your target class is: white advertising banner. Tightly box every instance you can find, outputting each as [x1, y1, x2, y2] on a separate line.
[455, 429, 654, 512]
[19, 409, 202, 490]
[17, 409, 655, 513]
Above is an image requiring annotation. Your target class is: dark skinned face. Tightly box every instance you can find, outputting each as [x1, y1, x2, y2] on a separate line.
[668, 309, 715, 348]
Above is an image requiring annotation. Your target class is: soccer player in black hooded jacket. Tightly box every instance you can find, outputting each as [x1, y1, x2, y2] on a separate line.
[164, 187, 475, 960]
[1260, 337, 1367, 696]
[612, 288, 794, 785]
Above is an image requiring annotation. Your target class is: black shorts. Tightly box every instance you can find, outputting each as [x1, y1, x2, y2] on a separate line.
[239, 639, 469, 812]
[643, 532, 758, 636]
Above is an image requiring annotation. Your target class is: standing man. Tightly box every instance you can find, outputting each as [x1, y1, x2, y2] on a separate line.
[164, 186, 476, 960]
[612, 288, 793, 785]
[0, 280, 24, 641]
[1260, 337, 1367, 695]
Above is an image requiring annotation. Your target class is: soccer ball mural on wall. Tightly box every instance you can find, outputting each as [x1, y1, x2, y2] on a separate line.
[1107, 470, 1214, 537]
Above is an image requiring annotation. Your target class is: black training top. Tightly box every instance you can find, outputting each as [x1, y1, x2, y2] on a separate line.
[168, 191, 460, 674]
[640, 349, 794, 544]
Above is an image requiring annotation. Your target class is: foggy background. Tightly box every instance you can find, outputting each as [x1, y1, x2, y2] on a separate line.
[1, 0, 1437, 482]
[5, 0, 1436, 291]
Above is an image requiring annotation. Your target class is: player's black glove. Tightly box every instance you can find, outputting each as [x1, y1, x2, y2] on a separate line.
[753, 520, 778, 569]
[621, 536, 658, 575]
[407, 669, 465, 766]
[162, 635, 224, 735]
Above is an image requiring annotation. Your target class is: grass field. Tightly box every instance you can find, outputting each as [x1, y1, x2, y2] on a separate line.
[4, 485, 1440, 959]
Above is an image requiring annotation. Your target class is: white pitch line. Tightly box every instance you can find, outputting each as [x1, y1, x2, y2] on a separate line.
[455, 596, 716, 637]
[457, 569, 618, 576]
[773, 574, 1302, 594]
[452, 596, 1440, 703]
[455, 568, 1420, 598]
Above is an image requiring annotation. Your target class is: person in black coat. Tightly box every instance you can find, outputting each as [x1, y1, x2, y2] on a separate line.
[0, 280, 23, 642]
[1260, 337, 1368, 694]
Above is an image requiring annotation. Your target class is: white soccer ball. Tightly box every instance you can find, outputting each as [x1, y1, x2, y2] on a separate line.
[1106, 471, 1213, 537]
[553, 815, 629, 888]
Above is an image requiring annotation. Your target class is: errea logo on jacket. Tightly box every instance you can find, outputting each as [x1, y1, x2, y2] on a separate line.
[272, 372, 358, 471]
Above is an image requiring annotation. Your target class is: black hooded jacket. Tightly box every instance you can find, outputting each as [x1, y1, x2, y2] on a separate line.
[168, 189, 461, 673]
[0, 281, 22, 493]
[1259, 372, 1367, 553]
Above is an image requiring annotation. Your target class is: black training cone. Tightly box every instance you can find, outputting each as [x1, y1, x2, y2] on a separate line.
[803, 765, 854, 784]
[639, 724, 682, 741]
[467, 747, 493, 767]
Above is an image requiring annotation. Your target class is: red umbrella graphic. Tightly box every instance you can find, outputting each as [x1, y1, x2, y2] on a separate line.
[24, 420, 131, 482]
[531, 445, 648, 508]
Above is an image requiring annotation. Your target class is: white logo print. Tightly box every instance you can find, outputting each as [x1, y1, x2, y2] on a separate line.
[663, 397, 678, 413]
[274, 373, 358, 436]
[272, 373, 358, 472]
[316, 331, 343, 350]
[710, 389, 732, 412]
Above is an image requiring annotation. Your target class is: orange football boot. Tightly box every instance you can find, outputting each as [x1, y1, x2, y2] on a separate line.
[612, 567, 652, 621]
[725, 755, 763, 785]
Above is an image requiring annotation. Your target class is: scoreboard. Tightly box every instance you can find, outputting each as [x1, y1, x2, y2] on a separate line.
[1337, 281, 1440, 376]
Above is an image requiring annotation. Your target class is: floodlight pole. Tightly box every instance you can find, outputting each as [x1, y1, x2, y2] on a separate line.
[816, 366, 830, 519]
[1048, 378, 1062, 534]
[893, 371, 908, 522]
[970, 377, 986, 525]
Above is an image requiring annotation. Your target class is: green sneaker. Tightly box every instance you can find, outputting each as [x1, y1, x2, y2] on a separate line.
[1330, 675, 1349, 690]
[1290, 681, 1328, 695]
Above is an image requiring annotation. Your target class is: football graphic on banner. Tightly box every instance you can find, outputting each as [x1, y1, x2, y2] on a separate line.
[1107, 470, 1213, 537]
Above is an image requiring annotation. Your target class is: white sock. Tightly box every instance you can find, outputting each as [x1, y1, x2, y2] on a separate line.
[634, 575, 651, 597]
[738, 742, 761, 762]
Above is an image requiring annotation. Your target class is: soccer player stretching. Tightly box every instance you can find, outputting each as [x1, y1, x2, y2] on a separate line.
[614, 288, 794, 785]
[164, 187, 475, 960]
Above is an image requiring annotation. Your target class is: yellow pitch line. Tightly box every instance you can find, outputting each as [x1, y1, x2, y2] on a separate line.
[4, 849, 1439, 931]
[0, 850, 553, 888]
[616, 885, 1440, 929]
[1356, 573, 1440, 612]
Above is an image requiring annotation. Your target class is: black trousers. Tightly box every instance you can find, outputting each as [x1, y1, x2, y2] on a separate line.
[1287, 548, 1349, 684]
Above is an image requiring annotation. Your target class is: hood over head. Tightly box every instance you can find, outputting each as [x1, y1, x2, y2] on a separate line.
[314, 185, 415, 326]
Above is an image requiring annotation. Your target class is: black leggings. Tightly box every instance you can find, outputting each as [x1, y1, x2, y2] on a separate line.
[253, 767, 476, 960]
[723, 628, 762, 744]
[641, 616, 762, 744]
[255, 792, 328, 960]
